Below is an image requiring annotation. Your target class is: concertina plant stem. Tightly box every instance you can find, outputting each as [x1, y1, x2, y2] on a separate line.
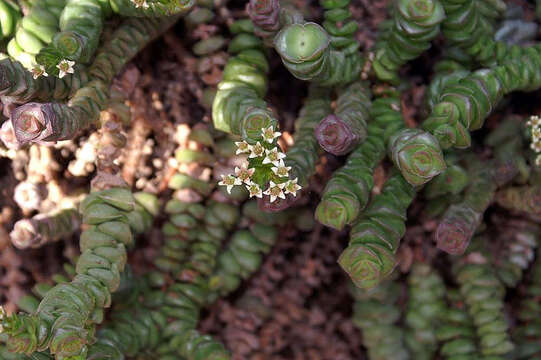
[1, 0, 541, 359]
[10, 14, 180, 145]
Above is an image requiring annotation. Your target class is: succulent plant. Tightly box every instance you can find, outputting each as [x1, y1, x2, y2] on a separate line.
[2, 1, 541, 360]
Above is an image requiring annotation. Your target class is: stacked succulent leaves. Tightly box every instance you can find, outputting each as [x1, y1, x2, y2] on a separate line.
[0, 0, 540, 359]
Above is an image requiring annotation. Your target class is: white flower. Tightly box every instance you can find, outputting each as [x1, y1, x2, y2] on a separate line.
[531, 141, 541, 152]
[246, 183, 263, 198]
[263, 147, 286, 166]
[271, 160, 291, 177]
[536, 154, 541, 167]
[235, 141, 251, 155]
[131, 0, 149, 8]
[263, 181, 286, 203]
[533, 127, 541, 141]
[261, 126, 281, 143]
[218, 174, 242, 194]
[234, 166, 255, 184]
[527, 115, 541, 128]
[31, 65, 48, 79]
[284, 178, 301, 197]
[248, 142, 265, 158]
[57, 59, 75, 78]
[0, 306, 5, 333]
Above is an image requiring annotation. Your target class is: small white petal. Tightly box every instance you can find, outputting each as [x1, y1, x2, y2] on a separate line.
[235, 141, 251, 154]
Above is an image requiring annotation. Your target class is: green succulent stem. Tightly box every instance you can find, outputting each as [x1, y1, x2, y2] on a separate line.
[436, 155, 517, 255]
[436, 289, 479, 360]
[495, 185, 541, 216]
[10, 207, 81, 249]
[351, 280, 410, 360]
[35, 0, 110, 78]
[285, 84, 332, 188]
[0, 0, 21, 41]
[209, 200, 279, 297]
[0, 57, 89, 103]
[492, 220, 539, 288]
[212, 23, 278, 143]
[7, 0, 66, 70]
[1, 189, 157, 359]
[423, 156, 469, 199]
[404, 263, 446, 360]
[371, 0, 445, 83]
[423, 46, 541, 149]
[315, 81, 371, 156]
[440, 0, 523, 68]
[273, 20, 363, 86]
[315, 91, 403, 230]
[452, 238, 515, 357]
[388, 128, 447, 186]
[339, 171, 416, 289]
[11, 15, 178, 145]
[512, 245, 541, 359]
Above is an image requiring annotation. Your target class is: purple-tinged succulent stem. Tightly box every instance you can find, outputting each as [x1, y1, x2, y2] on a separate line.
[315, 114, 359, 155]
[436, 204, 480, 255]
[247, 0, 280, 38]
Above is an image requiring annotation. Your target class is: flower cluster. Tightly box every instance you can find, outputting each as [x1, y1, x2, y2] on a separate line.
[31, 59, 74, 79]
[527, 115, 541, 166]
[131, 0, 150, 9]
[219, 126, 301, 202]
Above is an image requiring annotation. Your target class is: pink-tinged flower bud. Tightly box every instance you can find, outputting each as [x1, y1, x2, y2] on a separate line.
[315, 114, 359, 155]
